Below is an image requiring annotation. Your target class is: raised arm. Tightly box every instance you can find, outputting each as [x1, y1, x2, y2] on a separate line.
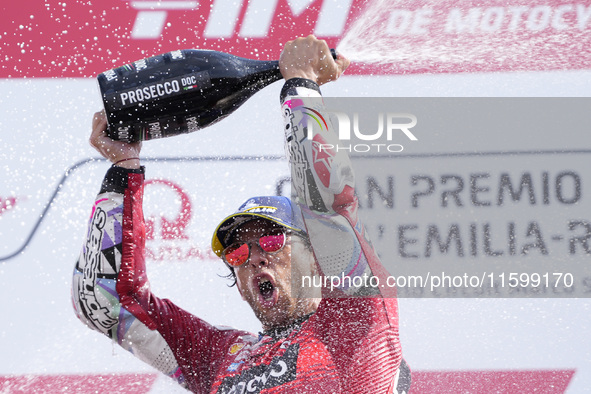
[278, 38, 408, 392]
[71, 111, 189, 385]
[279, 37, 395, 298]
[279, 38, 353, 215]
[71, 112, 248, 392]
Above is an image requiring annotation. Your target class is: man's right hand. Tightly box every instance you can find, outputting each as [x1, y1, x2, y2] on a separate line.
[279, 35, 350, 86]
[89, 110, 142, 169]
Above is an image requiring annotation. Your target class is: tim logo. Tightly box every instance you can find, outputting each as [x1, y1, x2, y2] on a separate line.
[127, 0, 355, 39]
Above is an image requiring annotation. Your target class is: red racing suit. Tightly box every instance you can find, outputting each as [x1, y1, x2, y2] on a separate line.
[72, 78, 409, 393]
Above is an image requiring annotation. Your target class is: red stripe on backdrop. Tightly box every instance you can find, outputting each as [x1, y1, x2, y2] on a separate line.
[0, 370, 575, 393]
[0, 373, 158, 393]
[410, 369, 576, 393]
[2, 0, 591, 78]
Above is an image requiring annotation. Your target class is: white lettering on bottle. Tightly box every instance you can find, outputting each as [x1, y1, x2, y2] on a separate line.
[148, 122, 162, 139]
[186, 116, 199, 133]
[181, 76, 197, 86]
[117, 126, 131, 141]
[127, 90, 137, 103]
[134, 59, 148, 71]
[104, 69, 117, 81]
[119, 80, 181, 106]
[170, 50, 184, 60]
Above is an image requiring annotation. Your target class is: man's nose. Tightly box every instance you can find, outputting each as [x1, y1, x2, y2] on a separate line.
[248, 242, 269, 267]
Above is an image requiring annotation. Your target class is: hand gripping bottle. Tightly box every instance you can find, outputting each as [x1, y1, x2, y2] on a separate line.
[97, 48, 337, 142]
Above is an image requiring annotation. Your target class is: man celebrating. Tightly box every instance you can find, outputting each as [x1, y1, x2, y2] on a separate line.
[72, 36, 410, 393]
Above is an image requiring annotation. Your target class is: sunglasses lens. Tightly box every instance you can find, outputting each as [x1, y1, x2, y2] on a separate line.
[222, 230, 287, 267]
[259, 232, 286, 253]
[224, 242, 249, 267]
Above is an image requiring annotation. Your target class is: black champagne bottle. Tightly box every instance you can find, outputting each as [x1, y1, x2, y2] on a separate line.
[98, 49, 336, 142]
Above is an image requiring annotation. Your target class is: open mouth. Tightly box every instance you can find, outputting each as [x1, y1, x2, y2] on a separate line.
[254, 274, 278, 308]
[259, 278, 274, 298]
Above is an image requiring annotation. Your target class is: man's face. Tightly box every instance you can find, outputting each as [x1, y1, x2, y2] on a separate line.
[228, 219, 319, 330]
